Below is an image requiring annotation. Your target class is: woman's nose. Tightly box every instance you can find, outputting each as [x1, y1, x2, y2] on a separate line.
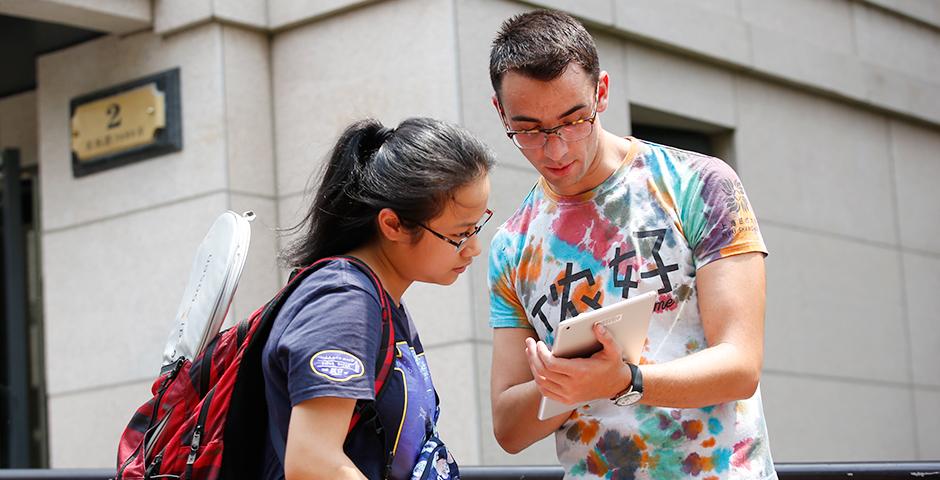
[461, 234, 483, 258]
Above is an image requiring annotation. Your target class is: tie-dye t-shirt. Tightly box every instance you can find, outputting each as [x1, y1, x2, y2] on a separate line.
[488, 139, 776, 479]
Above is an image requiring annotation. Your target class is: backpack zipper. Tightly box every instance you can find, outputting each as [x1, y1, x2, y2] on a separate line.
[384, 448, 394, 480]
[116, 443, 142, 480]
[186, 427, 202, 466]
[118, 358, 184, 479]
[184, 388, 215, 479]
[145, 451, 163, 480]
[145, 358, 185, 448]
[143, 406, 174, 462]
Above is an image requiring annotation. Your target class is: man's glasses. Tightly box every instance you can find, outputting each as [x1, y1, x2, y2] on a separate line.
[417, 209, 493, 252]
[502, 85, 599, 150]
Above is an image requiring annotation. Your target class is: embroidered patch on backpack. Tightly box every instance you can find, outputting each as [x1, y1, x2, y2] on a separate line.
[310, 350, 365, 382]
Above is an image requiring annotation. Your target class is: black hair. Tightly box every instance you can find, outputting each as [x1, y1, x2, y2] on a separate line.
[489, 9, 600, 96]
[282, 117, 495, 268]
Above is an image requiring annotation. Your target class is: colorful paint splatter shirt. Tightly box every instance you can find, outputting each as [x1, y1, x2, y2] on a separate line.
[489, 139, 776, 479]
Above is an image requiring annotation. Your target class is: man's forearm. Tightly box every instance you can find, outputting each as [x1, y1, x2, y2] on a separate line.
[638, 252, 766, 409]
[492, 379, 569, 454]
[641, 342, 761, 408]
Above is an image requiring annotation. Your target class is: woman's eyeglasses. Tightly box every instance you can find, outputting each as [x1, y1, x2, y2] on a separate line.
[417, 209, 493, 252]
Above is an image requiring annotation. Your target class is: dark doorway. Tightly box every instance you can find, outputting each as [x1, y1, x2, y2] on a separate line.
[1, 149, 47, 468]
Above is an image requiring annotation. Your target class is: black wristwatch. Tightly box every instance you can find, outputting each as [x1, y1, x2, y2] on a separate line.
[611, 362, 643, 406]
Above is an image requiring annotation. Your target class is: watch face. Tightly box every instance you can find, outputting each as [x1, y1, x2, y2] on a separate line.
[614, 390, 642, 407]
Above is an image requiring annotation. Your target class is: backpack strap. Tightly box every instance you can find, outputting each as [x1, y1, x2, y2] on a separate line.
[328, 256, 396, 433]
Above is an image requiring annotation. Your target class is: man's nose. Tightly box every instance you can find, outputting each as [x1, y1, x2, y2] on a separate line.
[543, 133, 568, 161]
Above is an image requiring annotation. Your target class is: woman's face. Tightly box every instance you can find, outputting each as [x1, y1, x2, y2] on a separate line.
[405, 174, 492, 286]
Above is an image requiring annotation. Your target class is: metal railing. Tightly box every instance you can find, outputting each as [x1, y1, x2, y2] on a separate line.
[2, 463, 940, 479]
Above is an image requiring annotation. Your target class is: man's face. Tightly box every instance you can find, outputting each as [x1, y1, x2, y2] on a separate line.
[494, 65, 609, 196]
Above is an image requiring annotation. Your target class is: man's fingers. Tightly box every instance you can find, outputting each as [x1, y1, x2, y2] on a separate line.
[528, 340, 579, 390]
[535, 340, 554, 364]
[527, 340, 563, 377]
[531, 366, 570, 402]
[593, 323, 623, 357]
[533, 371, 566, 395]
[525, 339, 545, 376]
[526, 347, 566, 398]
[536, 340, 571, 374]
[526, 328, 630, 406]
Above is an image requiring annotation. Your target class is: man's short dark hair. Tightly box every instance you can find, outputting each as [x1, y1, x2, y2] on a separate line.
[489, 10, 600, 96]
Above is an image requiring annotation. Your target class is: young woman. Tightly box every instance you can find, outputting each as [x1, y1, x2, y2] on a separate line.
[261, 117, 494, 480]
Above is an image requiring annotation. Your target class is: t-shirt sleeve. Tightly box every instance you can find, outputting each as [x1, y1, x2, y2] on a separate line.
[274, 283, 382, 406]
[679, 157, 768, 269]
[488, 230, 533, 329]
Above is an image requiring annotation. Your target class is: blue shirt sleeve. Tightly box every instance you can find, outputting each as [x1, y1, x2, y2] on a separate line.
[273, 267, 383, 407]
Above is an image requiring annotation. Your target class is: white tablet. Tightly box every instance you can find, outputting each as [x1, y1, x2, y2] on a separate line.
[537, 290, 657, 421]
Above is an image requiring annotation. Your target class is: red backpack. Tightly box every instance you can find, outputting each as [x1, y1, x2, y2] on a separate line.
[115, 256, 395, 479]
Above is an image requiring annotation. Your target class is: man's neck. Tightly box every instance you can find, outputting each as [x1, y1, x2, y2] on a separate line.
[598, 129, 635, 171]
[562, 129, 633, 196]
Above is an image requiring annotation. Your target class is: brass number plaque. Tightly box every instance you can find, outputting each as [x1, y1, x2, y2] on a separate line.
[69, 68, 182, 177]
[71, 84, 166, 161]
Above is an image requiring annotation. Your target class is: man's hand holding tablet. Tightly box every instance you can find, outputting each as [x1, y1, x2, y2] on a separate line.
[528, 290, 657, 420]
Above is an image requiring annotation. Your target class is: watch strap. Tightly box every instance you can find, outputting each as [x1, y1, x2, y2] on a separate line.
[627, 362, 643, 394]
[611, 362, 643, 402]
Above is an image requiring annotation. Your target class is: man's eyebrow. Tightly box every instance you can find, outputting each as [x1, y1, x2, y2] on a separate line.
[558, 103, 587, 119]
[510, 103, 588, 123]
[510, 114, 539, 123]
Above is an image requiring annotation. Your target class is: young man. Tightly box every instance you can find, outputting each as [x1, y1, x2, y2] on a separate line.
[486, 10, 776, 479]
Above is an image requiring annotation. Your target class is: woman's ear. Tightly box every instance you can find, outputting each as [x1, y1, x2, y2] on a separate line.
[376, 208, 412, 243]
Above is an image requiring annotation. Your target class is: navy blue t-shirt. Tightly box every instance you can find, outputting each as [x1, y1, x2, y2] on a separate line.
[261, 259, 438, 480]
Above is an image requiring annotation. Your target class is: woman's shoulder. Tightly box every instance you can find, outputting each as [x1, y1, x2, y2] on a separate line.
[300, 258, 377, 296]
[284, 259, 384, 311]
